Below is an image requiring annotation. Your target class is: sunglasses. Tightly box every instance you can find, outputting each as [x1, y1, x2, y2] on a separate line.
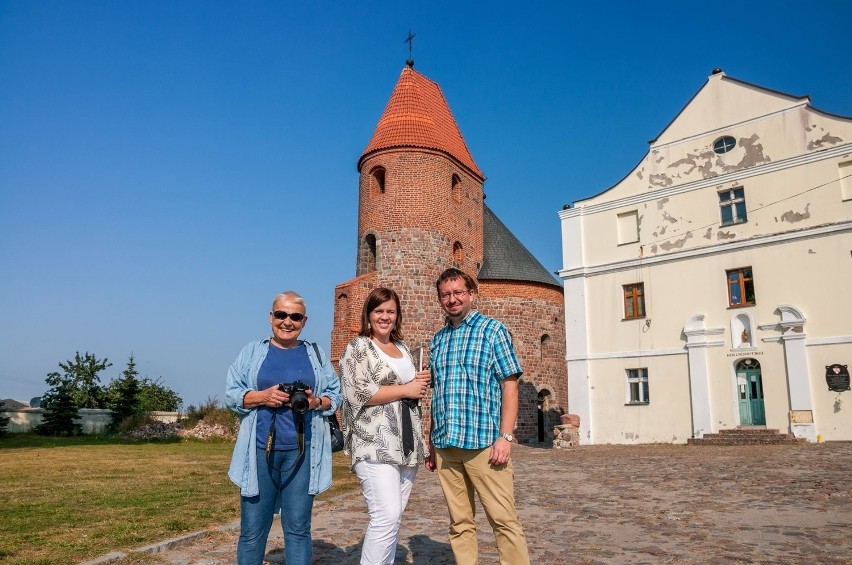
[272, 310, 305, 322]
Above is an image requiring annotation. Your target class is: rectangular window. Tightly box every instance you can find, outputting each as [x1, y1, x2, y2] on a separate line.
[623, 283, 645, 319]
[718, 187, 747, 225]
[617, 210, 640, 244]
[727, 267, 755, 307]
[627, 368, 649, 404]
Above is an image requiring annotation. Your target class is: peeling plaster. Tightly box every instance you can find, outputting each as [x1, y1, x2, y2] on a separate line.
[649, 173, 673, 188]
[737, 134, 771, 168]
[669, 155, 697, 168]
[704, 227, 713, 239]
[657, 197, 669, 210]
[659, 231, 693, 251]
[808, 133, 844, 150]
[717, 231, 736, 240]
[780, 203, 811, 223]
[636, 168, 644, 180]
[661, 211, 678, 224]
[808, 249, 816, 254]
[650, 244, 658, 254]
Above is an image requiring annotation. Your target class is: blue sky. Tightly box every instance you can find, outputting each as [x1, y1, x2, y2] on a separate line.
[2, 1, 850, 408]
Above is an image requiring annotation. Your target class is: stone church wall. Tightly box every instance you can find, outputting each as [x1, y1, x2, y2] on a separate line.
[478, 281, 568, 442]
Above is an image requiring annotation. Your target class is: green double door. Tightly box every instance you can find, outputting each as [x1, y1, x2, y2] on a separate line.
[737, 360, 765, 425]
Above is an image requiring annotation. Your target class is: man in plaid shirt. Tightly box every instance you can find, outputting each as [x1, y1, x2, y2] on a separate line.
[425, 268, 530, 565]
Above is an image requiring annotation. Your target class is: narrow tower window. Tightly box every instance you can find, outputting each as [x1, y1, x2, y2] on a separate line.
[452, 174, 462, 202]
[362, 234, 377, 273]
[452, 241, 463, 266]
[369, 167, 386, 198]
[540, 334, 551, 362]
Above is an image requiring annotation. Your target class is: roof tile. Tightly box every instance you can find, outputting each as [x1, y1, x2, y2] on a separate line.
[359, 66, 484, 179]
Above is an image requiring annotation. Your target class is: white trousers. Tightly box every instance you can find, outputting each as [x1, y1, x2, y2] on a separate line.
[353, 460, 418, 565]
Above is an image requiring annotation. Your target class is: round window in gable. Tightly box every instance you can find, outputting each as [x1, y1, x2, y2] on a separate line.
[713, 136, 736, 154]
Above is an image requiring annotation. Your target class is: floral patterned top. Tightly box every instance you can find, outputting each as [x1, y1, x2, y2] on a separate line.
[339, 336, 425, 469]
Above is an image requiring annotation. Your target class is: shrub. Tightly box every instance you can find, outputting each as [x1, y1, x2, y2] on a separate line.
[184, 397, 237, 429]
[117, 411, 156, 434]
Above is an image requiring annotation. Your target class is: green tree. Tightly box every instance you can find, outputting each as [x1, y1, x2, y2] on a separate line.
[36, 379, 82, 436]
[105, 354, 142, 432]
[138, 377, 182, 412]
[47, 352, 112, 409]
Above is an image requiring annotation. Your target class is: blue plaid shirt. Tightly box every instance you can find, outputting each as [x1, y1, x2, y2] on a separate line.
[429, 310, 523, 450]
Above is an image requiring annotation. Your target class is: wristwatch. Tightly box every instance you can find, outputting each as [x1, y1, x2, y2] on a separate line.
[500, 432, 514, 442]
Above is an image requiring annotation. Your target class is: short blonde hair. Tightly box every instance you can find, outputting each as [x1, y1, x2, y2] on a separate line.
[271, 291, 306, 313]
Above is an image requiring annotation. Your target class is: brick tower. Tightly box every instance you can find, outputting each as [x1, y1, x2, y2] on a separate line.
[331, 61, 568, 443]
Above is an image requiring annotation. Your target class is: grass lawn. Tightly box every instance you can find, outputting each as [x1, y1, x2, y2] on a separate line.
[0, 435, 358, 565]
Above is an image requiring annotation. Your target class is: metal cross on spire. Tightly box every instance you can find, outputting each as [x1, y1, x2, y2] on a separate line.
[405, 30, 416, 67]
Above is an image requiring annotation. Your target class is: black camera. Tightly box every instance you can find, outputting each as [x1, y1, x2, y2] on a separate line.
[279, 381, 310, 414]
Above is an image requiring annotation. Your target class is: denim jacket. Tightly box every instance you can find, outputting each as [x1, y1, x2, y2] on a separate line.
[226, 339, 342, 497]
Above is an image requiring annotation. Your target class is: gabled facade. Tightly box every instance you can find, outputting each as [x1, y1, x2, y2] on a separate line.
[332, 63, 568, 442]
[559, 69, 852, 444]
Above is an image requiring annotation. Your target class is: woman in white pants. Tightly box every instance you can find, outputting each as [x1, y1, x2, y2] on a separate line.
[340, 287, 430, 565]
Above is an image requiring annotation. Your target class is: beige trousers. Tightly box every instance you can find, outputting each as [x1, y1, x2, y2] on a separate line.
[435, 446, 530, 565]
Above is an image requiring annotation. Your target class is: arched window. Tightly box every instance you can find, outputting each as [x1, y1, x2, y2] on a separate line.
[369, 167, 386, 198]
[540, 334, 552, 362]
[451, 174, 462, 202]
[360, 233, 377, 273]
[452, 241, 463, 266]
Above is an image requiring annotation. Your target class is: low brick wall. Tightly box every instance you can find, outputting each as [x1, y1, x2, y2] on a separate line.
[1, 408, 180, 434]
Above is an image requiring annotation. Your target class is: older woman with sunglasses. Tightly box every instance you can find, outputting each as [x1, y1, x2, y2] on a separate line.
[226, 291, 341, 565]
[340, 287, 431, 565]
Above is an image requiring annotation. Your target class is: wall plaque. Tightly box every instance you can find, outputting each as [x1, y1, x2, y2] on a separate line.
[790, 410, 814, 424]
[825, 364, 850, 392]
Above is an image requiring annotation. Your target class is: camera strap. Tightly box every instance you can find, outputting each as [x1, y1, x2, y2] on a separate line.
[265, 410, 306, 473]
[265, 412, 278, 466]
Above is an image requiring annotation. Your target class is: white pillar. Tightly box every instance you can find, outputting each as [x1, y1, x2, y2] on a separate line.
[684, 315, 725, 438]
[777, 306, 816, 441]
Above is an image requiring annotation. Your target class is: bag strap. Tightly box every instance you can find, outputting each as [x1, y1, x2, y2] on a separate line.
[308, 341, 332, 420]
[308, 341, 324, 366]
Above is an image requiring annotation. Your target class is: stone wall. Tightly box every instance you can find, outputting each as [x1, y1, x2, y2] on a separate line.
[1, 408, 180, 434]
[478, 281, 568, 442]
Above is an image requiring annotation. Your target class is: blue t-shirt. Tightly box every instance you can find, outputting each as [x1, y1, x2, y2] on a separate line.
[255, 343, 316, 450]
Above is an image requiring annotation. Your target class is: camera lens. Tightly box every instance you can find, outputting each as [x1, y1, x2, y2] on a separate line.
[290, 390, 310, 414]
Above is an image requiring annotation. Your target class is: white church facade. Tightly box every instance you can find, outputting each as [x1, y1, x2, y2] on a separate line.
[559, 69, 852, 444]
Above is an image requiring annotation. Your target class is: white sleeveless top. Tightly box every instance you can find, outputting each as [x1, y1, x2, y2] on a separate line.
[375, 343, 416, 384]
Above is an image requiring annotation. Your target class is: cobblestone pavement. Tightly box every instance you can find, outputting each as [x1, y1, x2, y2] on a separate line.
[102, 442, 852, 564]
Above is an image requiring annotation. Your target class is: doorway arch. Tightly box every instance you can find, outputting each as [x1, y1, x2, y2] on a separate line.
[735, 358, 765, 425]
[537, 389, 552, 442]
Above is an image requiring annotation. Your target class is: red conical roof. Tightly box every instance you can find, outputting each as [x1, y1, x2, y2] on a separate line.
[359, 65, 484, 180]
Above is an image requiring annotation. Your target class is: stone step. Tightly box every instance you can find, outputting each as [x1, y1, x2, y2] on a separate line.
[688, 428, 804, 445]
[718, 428, 783, 435]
